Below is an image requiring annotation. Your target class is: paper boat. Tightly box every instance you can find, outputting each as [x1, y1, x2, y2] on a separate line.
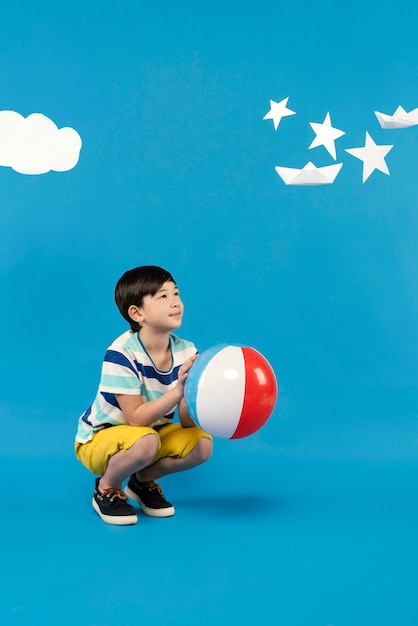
[275, 161, 343, 186]
[375, 106, 418, 129]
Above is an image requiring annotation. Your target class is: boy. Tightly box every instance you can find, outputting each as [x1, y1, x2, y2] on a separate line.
[75, 265, 213, 525]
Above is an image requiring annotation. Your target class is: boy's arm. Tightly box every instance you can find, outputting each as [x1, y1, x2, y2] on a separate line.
[178, 398, 198, 428]
[116, 354, 197, 427]
[116, 388, 181, 427]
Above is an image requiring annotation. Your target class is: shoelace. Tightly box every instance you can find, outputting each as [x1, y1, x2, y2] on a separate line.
[146, 480, 163, 496]
[98, 486, 128, 502]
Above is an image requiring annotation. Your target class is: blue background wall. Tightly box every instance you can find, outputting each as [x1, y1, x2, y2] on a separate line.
[1, 2, 418, 625]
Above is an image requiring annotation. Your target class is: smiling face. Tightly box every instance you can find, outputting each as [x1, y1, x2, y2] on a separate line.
[128, 280, 184, 334]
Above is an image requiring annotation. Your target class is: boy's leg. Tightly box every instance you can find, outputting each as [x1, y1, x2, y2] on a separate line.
[75, 426, 159, 525]
[138, 436, 213, 481]
[124, 425, 213, 517]
[100, 432, 159, 491]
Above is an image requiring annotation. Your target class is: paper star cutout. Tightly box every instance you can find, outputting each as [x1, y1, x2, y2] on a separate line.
[308, 112, 345, 160]
[263, 97, 296, 130]
[345, 132, 394, 183]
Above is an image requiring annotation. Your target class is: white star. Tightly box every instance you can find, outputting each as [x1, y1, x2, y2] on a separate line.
[263, 97, 296, 130]
[345, 132, 394, 183]
[308, 112, 345, 160]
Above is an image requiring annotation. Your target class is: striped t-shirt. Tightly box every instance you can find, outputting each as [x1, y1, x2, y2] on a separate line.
[75, 330, 197, 444]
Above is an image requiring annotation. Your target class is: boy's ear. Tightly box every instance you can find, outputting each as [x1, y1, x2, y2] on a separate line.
[128, 305, 144, 324]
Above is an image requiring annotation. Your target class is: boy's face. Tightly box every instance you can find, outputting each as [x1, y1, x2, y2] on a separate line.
[131, 280, 184, 333]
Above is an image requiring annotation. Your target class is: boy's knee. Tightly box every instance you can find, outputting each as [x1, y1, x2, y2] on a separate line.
[131, 432, 160, 460]
[193, 437, 213, 463]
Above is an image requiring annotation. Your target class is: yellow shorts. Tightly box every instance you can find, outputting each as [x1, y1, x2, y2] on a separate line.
[74, 423, 212, 476]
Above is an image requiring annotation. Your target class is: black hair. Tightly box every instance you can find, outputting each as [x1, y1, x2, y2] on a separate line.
[114, 265, 175, 331]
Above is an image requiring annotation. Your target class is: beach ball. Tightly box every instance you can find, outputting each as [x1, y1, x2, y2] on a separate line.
[184, 344, 278, 439]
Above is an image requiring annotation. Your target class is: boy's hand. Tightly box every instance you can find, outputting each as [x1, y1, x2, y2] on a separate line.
[176, 354, 198, 395]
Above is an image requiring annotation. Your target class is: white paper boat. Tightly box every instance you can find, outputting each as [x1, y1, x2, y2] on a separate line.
[275, 161, 343, 186]
[375, 105, 418, 129]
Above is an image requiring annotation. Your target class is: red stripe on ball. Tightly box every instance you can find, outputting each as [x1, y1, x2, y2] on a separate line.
[231, 347, 278, 439]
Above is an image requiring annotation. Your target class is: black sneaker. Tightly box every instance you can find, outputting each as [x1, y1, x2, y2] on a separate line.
[92, 478, 138, 525]
[124, 475, 175, 517]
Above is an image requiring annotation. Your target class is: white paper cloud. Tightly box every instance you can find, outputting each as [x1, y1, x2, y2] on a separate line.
[0, 110, 82, 175]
